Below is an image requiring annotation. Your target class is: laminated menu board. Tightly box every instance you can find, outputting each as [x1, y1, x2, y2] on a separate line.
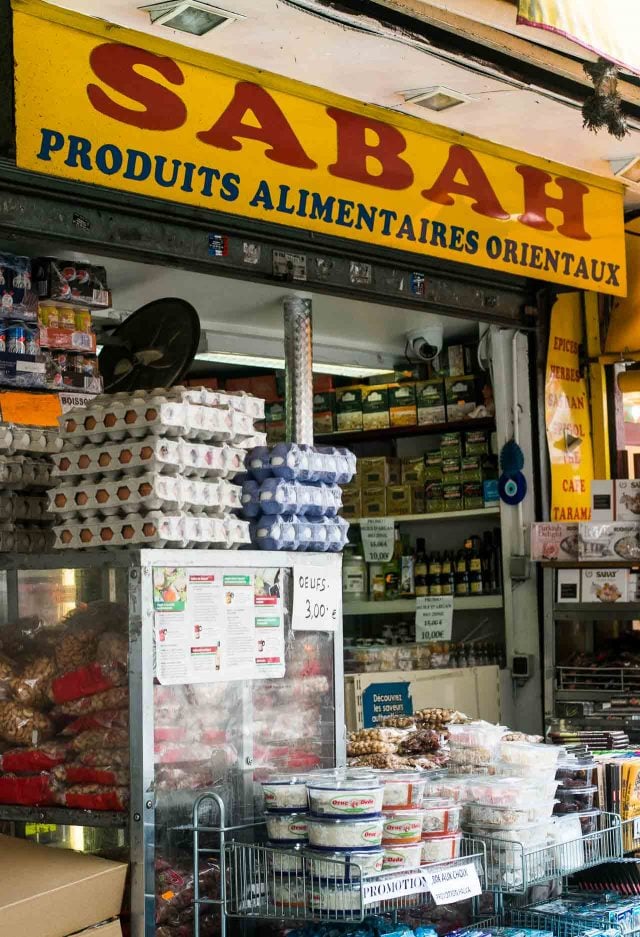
[153, 567, 285, 685]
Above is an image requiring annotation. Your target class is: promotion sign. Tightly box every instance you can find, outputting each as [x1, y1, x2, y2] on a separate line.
[545, 293, 595, 522]
[415, 595, 454, 643]
[12, 1, 626, 295]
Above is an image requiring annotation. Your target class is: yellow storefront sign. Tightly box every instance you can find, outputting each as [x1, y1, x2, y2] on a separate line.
[545, 293, 594, 521]
[12, 1, 627, 295]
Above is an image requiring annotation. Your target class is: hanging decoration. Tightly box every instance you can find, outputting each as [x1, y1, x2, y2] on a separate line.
[498, 439, 527, 506]
[582, 58, 629, 139]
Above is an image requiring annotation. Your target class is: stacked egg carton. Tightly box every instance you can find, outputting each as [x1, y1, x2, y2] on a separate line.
[0, 424, 59, 552]
[50, 387, 265, 549]
[242, 443, 354, 551]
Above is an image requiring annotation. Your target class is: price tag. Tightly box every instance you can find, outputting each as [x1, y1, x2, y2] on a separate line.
[292, 564, 340, 631]
[360, 518, 394, 563]
[423, 863, 481, 905]
[634, 817, 640, 841]
[415, 595, 454, 643]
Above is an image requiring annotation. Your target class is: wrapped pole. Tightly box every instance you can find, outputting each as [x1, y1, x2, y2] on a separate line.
[283, 294, 313, 445]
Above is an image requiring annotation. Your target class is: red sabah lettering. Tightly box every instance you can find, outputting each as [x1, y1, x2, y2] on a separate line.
[87, 44, 187, 131]
[516, 166, 591, 241]
[197, 81, 317, 169]
[422, 144, 509, 219]
[326, 107, 414, 190]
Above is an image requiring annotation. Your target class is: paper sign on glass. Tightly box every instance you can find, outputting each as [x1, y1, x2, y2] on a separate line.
[360, 518, 395, 563]
[415, 595, 454, 643]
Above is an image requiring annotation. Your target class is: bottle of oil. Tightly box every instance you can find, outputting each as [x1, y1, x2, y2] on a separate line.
[441, 551, 454, 596]
[400, 536, 416, 598]
[454, 548, 469, 596]
[414, 538, 428, 597]
[466, 536, 484, 595]
[384, 529, 402, 600]
[428, 552, 443, 596]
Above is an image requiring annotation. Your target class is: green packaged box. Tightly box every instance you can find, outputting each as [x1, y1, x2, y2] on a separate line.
[445, 376, 478, 421]
[442, 457, 462, 484]
[461, 456, 482, 482]
[362, 385, 390, 431]
[465, 429, 490, 456]
[424, 451, 443, 481]
[335, 387, 363, 432]
[463, 482, 484, 510]
[425, 481, 444, 513]
[440, 432, 462, 457]
[416, 379, 446, 426]
[443, 482, 463, 513]
[313, 391, 335, 436]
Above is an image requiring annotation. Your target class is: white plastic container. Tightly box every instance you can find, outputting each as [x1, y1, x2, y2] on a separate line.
[447, 721, 505, 749]
[421, 798, 462, 834]
[424, 776, 471, 803]
[420, 832, 462, 865]
[304, 847, 384, 878]
[309, 882, 360, 915]
[265, 811, 309, 843]
[269, 878, 306, 911]
[262, 774, 309, 812]
[382, 842, 423, 871]
[307, 778, 384, 818]
[499, 741, 560, 769]
[268, 845, 304, 873]
[307, 815, 383, 850]
[376, 771, 426, 808]
[382, 809, 424, 845]
[463, 800, 556, 829]
[463, 776, 557, 806]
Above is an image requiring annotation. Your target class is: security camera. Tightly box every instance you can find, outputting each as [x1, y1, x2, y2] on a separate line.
[406, 326, 443, 362]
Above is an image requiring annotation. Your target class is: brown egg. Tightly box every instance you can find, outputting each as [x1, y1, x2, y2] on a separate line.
[143, 522, 156, 537]
[139, 482, 152, 497]
[117, 486, 131, 501]
[98, 453, 112, 467]
[119, 449, 133, 464]
[59, 458, 71, 471]
[84, 416, 97, 430]
[145, 408, 158, 422]
[104, 413, 117, 428]
[96, 489, 109, 503]
[122, 525, 135, 540]
[80, 529, 93, 543]
[140, 447, 152, 460]
[101, 528, 114, 542]
[124, 410, 137, 424]
[54, 493, 67, 507]
[65, 419, 77, 433]
[61, 530, 72, 544]
[75, 492, 88, 506]
[78, 455, 90, 469]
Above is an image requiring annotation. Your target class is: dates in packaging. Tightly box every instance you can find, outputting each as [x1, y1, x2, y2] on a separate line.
[0, 741, 68, 773]
[61, 783, 128, 811]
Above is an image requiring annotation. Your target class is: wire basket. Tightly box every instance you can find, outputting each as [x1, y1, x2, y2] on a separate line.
[223, 838, 486, 923]
[556, 668, 640, 694]
[475, 813, 622, 894]
[511, 895, 640, 937]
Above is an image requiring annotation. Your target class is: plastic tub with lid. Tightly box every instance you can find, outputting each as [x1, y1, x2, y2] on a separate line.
[577, 808, 601, 835]
[464, 776, 557, 806]
[382, 842, 423, 871]
[553, 785, 597, 815]
[262, 774, 309, 812]
[268, 844, 305, 873]
[463, 799, 556, 829]
[309, 881, 361, 916]
[307, 814, 384, 850]
[375, 770, 426, 808]
[421, 798, 462, 834]
[304, 846, 384, 879]
[555, 755, 596, 789]
[447, 721, 505, 749]
[382, 808, 424, 845]
[307, 777, 383, 818]
[499, 741, 560, 769]
[265, 811, 309, 843]
[494, 759, 559, 782]
[465, 822, 550, 849]
[420, 831, 462, 864]
[424, 775, 471, 803]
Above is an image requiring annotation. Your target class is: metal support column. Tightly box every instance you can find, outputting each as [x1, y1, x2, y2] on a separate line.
[283, 294, 314, 446]
[583, 291, 611, 480]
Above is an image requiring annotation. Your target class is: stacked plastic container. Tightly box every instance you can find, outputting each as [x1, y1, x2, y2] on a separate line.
[243, 443, 354, 551]
[553, 753, 599, 833]
[49, 387, 265, 549]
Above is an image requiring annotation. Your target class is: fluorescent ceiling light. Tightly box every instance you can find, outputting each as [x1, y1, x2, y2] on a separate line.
[139, 1, 241, 35]
[610, 155, 640, 184]
[402, 86, 472, 112]
[194, 351, 393, 378]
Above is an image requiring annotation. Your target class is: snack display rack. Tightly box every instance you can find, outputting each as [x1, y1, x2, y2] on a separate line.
[0, 548, 345, 937]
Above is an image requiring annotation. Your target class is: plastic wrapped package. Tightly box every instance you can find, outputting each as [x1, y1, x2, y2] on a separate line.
[0, 772, 59, 805]
[0, 654, 15, 701]
[0, 701, 54, 745]
[96, 632, 129, 663]
[10, 656, 56, 707]
[61, 783, 128, 810]
[78, 747, 129, 768]
[0, 740, 68, 773]
[54, 685, 128, 716]
[52, 763, 129, 786]
[50, 660, 127, 704]
[69, 727, 129, 752]
[155, 858, 220, 927]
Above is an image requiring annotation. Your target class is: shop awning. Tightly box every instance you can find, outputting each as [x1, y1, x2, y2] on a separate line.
[517, 1, 640, 76]
[606, 216, 640, 358]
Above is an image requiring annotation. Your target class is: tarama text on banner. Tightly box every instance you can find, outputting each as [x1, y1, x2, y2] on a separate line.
[12, 1, 626, 296]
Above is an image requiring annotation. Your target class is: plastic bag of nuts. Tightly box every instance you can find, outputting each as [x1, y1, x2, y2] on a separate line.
[0, 701, 55, 746]
[69, 727, 129, 752]
[78, 747, 129, 768]
[60, 709, 129, 736]
[61, 784, 129, 811]
[10, 656, 56, 707]
[52, 763, 129, 786]
[50, 660, 127, 705]
[53, 686, 128, 717]
[0, 741, 69, 773]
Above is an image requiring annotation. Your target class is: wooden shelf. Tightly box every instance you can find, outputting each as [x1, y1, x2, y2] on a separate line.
[316, 417, 495, 446]
[351, 507, 499, 525]
[343, 595, 504, 615]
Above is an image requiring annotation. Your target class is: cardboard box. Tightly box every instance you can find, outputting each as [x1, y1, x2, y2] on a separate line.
[483, 479, 500, 508]
[416, 380, 446, 425]
[581, 568, 628, 603]
[465, 430, 490, 456]
[425, 481, 444, 513]
[590, 480, 614, 521]
[361, 486, 386, 517]
[461, 456, 482, 482]
[0, 833, 126, 937]
[313, 391, 335, 436]
[335, 387, 362, 432]
[388, 383, 417, 427]
[443, 482, 463, 512]
[402, 457, 426, 486]
[442, 457, 462, 484]
[579, 521, 640, 561]
[557, 569, 581, 602]
[424, 451, 443, 480]
[447, 344, 471, 378]
[313, 374, 334, 393]
[251, 374, 279, 402]
[445, 376, 477, 421]
[440, 432, 462, 457]
[341, 488, 362, 519]
[385, 484, 418, 516]
[463, 481, 484, 510]
[359, 457, 401, 486]
[530, 522, 579, 561]
[361, 385, 390, 431]
[616, 480, 640, 521]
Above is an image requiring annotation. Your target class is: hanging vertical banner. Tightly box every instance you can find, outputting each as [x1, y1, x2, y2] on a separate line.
[545, 293, 594, 522]
[517, 1, 640, 77]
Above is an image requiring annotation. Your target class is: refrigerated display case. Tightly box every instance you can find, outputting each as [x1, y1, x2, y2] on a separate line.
[0, 549, 344, 937]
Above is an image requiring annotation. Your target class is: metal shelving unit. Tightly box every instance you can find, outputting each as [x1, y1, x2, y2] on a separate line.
[554, 603, 640, 621]
[0, 805, 128, 828]
[350, 508, 500, 526]
[344, 595, 504, 615]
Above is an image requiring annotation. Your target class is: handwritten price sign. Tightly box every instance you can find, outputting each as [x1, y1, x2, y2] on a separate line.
[360, 518, 394, 563]
[292, 565, 340, 631]
[415, 595, 454, 643]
